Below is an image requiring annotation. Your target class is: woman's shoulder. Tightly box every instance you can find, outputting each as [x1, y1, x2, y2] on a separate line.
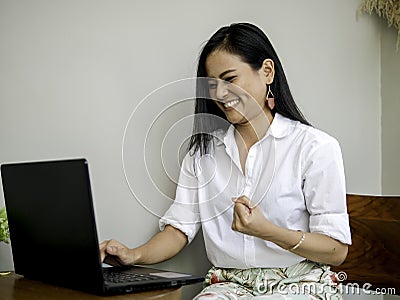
[280, 114, 340, 147]
[289, 121, 343, 163]
[301, 124, 339, 145]
[274, 114, 338, 146]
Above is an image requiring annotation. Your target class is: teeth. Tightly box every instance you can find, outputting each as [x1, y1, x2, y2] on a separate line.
[224, 99, 239, 108]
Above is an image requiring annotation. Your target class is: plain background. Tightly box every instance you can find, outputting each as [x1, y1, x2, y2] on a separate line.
[0, 1, 399, 299]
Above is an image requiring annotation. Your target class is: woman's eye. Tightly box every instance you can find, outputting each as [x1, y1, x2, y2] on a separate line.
[224, 76, 236, 83]
[208, 82, 217, 89]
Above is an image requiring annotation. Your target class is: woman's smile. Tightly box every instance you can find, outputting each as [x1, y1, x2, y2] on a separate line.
[222, 98, 240, 109]
[205, 49, 272, 126]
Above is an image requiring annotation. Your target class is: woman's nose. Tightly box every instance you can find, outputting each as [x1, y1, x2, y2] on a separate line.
[216, 81, 229, 100]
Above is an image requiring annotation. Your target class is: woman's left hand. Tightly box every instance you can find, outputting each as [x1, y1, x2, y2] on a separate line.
[231, 195, 275, 238]
[232, 196, 349, 266]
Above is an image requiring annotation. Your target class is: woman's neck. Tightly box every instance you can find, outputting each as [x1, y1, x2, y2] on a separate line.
[235, 109, 274, 150]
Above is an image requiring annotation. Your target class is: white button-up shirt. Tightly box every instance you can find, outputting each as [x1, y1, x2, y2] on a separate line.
[160, 113, 351, 268]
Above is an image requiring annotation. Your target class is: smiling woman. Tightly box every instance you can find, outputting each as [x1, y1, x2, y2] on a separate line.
[204, 51, 276, 174]
[101, 23, 352, 300]
[205, 51, 273, 129]
[189, 23, 310, 157]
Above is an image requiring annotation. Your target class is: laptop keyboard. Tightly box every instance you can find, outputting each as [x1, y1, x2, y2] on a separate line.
[103, 269, 159, 283]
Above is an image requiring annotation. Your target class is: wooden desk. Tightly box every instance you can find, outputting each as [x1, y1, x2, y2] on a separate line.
[0, 273, 181, 300]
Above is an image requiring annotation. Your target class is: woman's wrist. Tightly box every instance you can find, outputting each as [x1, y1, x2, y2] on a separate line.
[257, 221, 282, 241]
[128, 247, 141, 265]
[286, 231, 305, 251]
[260, 225, 305, 251]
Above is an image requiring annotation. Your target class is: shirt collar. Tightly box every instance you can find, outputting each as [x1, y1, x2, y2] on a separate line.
[222, 125, 236, 152]
[266, 113, 296, 139]
[221, 113, 296, 147]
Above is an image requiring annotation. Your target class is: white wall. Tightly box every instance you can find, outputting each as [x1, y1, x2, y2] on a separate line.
[381, 18, 400, 195]
[0, 0, 385, 298]
[380, 13, 400, 300]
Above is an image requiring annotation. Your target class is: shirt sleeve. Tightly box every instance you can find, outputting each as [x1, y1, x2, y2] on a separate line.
[302, 136, 352, 245]
[159, 152, 201, 244]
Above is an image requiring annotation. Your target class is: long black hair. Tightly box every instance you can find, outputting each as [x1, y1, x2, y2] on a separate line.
[188, 22, 310, 155]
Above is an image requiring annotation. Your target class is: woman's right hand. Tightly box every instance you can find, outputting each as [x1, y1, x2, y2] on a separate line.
[99, 225, 187, 267]
[99, 239, 137, 266]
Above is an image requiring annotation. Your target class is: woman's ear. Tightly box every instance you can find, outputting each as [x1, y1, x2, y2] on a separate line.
[261, 59, 275, 85]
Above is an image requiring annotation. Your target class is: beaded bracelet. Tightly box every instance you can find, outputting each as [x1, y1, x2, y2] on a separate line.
[288, 231, 305, 251]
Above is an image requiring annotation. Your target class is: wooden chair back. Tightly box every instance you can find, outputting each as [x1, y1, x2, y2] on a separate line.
[332, 194, 400, 295]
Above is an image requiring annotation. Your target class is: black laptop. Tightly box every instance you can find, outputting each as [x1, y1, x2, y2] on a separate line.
[0, 158, 204, 295]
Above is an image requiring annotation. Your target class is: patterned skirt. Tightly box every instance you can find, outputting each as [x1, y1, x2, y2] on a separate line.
[193, 260, 343, 300]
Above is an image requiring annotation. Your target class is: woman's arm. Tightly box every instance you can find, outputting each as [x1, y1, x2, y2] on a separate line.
[99, 225, 188, 266]
[265, 225, 348, 266]
[232, 196, 348, 266]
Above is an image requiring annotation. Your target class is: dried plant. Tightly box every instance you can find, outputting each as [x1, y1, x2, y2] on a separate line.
[359, 0, 400, 49]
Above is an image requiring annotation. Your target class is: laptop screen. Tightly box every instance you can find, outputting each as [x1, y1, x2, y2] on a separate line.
[1, 159, 105, 293]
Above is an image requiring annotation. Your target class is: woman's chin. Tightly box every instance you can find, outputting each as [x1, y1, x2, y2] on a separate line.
[224, 111, 244, 124]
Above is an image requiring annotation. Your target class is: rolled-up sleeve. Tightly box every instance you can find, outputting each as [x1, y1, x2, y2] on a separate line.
[159, 153, 201, 244]
[302, 138, 352, 245]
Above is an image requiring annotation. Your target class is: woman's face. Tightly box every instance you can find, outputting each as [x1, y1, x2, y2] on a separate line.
[205, 50, 274, 126]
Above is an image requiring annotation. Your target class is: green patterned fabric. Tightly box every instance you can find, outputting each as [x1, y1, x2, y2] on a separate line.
[194, 260, 343, 299]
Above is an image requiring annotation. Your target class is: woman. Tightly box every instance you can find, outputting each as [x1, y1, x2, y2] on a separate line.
[100, 23, 351, 299]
